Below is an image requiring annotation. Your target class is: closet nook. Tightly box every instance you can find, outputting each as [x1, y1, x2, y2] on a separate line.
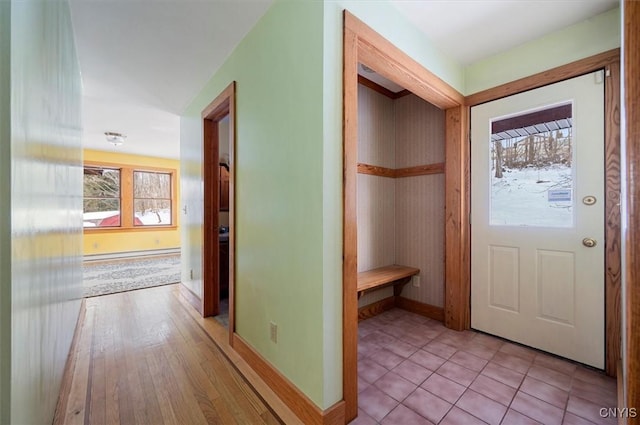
[356, 71, 446, 322]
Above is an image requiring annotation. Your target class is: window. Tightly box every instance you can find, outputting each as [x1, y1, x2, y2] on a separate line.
[133, 171, 172, 226]
[83, 164, 176, 230]
[489, 103, 574, 227]
[83, 167, 121, 228]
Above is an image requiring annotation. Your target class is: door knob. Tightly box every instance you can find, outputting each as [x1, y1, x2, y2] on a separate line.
[582, 238, 597, 248]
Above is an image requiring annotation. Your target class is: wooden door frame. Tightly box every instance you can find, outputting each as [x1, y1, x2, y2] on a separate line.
[623, 0, 640, 412]
[202, 82, 236, 343]
[342, 12, 468, 421]
[466, 49, 622, 377]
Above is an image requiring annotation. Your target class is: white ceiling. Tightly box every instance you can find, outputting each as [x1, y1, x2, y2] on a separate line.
[390, 0, 618, 66]
[70, 0, 273, 159]
[70, 0, 618, 160]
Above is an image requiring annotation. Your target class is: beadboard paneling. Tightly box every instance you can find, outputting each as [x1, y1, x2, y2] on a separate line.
[395, 94, 446, 307]
[357, 174, 395, 272]
[357, 86, 446, 310]
[358, 84, 396, 168]
[395, 175, 446, 307]
[395, 94, 445, 167]
[357, 84, 397, 306]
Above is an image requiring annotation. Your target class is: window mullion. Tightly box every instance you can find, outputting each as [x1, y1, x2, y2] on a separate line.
[121, 167, 134, 228]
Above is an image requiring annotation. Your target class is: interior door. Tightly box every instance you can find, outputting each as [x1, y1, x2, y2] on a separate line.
[471, 71, 605, 368]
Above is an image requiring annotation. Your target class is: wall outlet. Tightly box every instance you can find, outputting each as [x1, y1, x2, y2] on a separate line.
[270, 322, 278, 343]
[412, 275, 421, 288]
[190, 269, 193, 280]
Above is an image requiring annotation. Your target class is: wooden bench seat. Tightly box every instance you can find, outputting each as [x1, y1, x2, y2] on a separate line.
[357, 265, 420, 299]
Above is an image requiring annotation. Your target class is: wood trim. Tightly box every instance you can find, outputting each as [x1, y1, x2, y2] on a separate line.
[357, 162, 445, 178]
[444, 106, 470, 331]
[357, 163, 395, 178]
[345, 13, 464, 108]
[624, 0, 640, 412]
[179, 283, 203, 315]
[358, 75, 396, 99]
[357, 75, 412, 100]
[52, 300, 86, 425]
[83, 225, 178, 234]
[604, 60, 622, 377]
[395, 297, 445, 322]
[395, 90, 412, 99]
[466, 52, 622, 375]
[227, 82, 237, 346]
[466, 48, 620, 106]
[342, 19, 359, 422]
[357, 296, 445, 323]
[233, 334, 346, 425]
[83, 163, 178, 232]
[395, 162, 445, 178]
[358, 297, 395, 321]
[177, 296, 302, 424]
[343, 10, 466, 421]
[202, 116, 219, 317]
[202, 83, 236, 319]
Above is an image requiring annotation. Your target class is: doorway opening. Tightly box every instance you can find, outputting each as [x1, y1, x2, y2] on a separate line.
[343, 12, 467, 421]
[202, 82, 236, 340]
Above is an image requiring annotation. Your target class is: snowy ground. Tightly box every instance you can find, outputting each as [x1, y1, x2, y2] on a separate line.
[490, 165, 573, 227]
[83, 208, 172, 227]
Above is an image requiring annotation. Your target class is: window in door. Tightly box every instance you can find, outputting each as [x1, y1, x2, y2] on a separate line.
[489, 103, 574, 228]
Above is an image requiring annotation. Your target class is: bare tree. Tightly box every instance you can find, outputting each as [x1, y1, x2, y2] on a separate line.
[494, 141, 504, 178]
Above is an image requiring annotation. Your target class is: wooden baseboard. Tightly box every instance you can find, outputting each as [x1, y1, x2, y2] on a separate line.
[396, 297, 445, 322]
[179, 283, 202, 315]
[358, 297, 395, 321]
[52, 299, 86, 425]
[232, 334, 345, 425]
[358, 296, 444, 323]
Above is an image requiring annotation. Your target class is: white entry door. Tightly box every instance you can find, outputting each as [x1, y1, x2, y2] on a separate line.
[471, 71, 605, 368]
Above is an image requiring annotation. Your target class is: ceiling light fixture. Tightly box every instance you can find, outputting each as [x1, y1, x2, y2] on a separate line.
[104, 131, 126, 146]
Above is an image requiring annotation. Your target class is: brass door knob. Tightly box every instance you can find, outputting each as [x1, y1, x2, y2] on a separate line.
[582, 238, 597, 248]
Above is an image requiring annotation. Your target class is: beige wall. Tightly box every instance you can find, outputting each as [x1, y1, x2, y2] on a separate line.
[357, 84, 446, 308]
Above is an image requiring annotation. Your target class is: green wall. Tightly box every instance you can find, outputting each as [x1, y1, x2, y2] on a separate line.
[0, 2, 11, 423]
[183, 0, 328, 407]
[465, 7, 620, 94]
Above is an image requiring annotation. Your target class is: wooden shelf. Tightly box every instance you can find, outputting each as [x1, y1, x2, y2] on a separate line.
[357, 265, 420, 298]
[357, 162, 444, 178]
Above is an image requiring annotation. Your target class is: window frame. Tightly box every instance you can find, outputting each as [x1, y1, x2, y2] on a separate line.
[83, 161, 178, 233]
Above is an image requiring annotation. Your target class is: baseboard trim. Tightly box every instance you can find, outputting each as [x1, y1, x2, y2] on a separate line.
[52, 299, 86, 425]
[83, 247, 180, 262]
[358, 296, 444, 323]
[358, 296, 395, 321]
[179, 283, 202, 315]
[395, 297, 445, 322]
[233, 334, 345, 425]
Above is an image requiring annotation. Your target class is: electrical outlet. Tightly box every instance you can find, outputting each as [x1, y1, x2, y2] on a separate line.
[412, 275, 421, 288]
[190, 269, 193, 280]
[270, 322, 278, 343]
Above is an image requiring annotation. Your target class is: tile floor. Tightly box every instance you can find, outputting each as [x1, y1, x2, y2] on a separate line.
[353, 308, 617, 425]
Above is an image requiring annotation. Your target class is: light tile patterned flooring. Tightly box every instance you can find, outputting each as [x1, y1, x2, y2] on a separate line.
[353, 308, 617, 425]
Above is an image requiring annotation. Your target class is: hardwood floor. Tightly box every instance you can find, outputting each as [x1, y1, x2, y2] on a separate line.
[55, 284, 282, 425]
